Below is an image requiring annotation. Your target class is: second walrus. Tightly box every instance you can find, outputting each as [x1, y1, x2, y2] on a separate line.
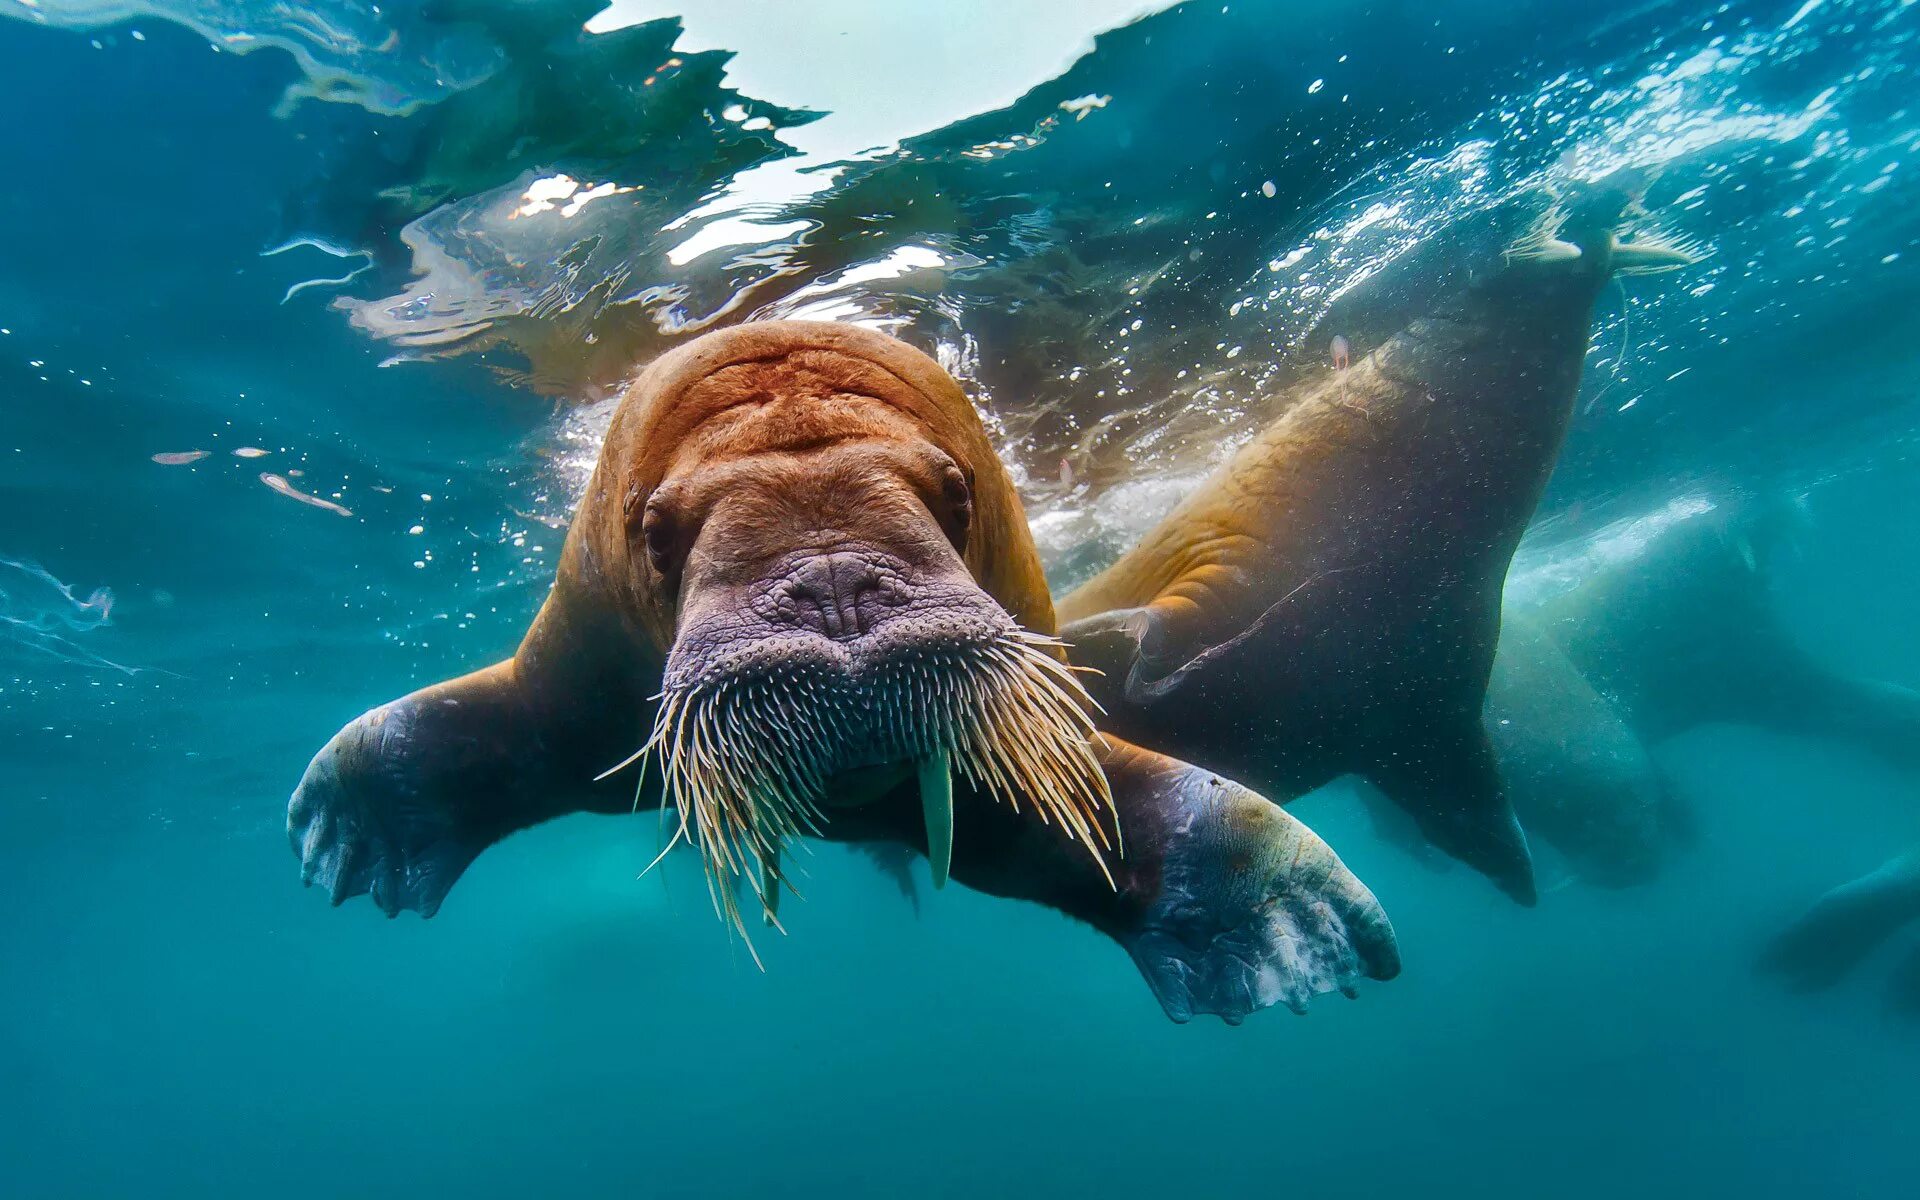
[1060, 179, 1695, 903]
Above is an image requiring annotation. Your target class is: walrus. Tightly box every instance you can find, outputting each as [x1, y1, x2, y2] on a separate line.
[288, 320, 1398, 1024]
[1491, 490, 1918, 885]
[1521, 491, 1920, 771]
[1057, 178, 1696, 903]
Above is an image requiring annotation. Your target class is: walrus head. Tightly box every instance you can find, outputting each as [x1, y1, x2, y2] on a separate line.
[581, 322, 1115, 935]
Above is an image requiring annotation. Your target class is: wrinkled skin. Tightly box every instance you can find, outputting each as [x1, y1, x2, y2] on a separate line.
[289, 320, 1398, 1025]
[650, 421, 993, 692]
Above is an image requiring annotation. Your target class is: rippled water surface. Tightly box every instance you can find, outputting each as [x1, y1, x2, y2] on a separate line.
[3, 1, 1917, 1196]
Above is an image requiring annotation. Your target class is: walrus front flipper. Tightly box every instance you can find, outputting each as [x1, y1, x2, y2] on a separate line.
[950, 738, 1399, 1025]
[1653, 495, 1920, 769]
[289, 662, 620, 918]
[1117, 756, 1402, 1023]
[1067, 604, 1539, 904]
[1367, 723, 1537, 906]
[1759, 849, 1920, 992]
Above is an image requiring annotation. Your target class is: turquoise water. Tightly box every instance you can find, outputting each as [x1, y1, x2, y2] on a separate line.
[3, 1, 1917, 1195]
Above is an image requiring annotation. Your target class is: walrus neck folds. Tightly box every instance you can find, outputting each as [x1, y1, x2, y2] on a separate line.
[610, 620, 1117, 945]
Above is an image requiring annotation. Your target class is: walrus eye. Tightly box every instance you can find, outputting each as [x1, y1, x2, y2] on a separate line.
[641, 494, 686, 583]
[936, 462, 973, 553]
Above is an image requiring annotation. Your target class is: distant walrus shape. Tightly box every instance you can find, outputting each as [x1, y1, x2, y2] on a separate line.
[1490, 490, 1919, 887]
[1058, 178, 1697, 903]
[289, 320, 1398, 1024]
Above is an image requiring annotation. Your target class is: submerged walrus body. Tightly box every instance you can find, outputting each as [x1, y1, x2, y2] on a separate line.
[1059, 185, 1694, 903]
[1481, 610, 1679, 888]
[1519, 494, 1920, 772]
[290, 321, 1397, 1024]
[1487, 490, 1920, 886]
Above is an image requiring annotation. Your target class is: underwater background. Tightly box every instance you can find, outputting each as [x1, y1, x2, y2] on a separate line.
[2, 0, 1916, 1195]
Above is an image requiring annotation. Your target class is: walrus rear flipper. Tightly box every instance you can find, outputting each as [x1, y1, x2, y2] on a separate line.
[289, 662, 615, 918]
[1367, 723, 1538, 906]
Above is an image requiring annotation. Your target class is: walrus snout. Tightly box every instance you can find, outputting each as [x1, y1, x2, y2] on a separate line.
[760, 549, 912, 641]
[644, 552, 1114, 930]
[668, 548, 1013, 693]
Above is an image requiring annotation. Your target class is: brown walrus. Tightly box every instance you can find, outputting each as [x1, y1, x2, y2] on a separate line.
[1058, 179, 1697, 904]
[289, 320, 1398, 1024]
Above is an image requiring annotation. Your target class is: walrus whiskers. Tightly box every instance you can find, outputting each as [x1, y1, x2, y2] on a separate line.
[607, 628, 1119, 945]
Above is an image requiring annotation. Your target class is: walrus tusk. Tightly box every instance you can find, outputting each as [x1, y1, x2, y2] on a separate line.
[1608, 234, 1700, 273]
[919, 748, 954, 889]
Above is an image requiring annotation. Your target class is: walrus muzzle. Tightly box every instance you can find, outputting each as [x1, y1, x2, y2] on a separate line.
[606, 454, 1117, 941]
